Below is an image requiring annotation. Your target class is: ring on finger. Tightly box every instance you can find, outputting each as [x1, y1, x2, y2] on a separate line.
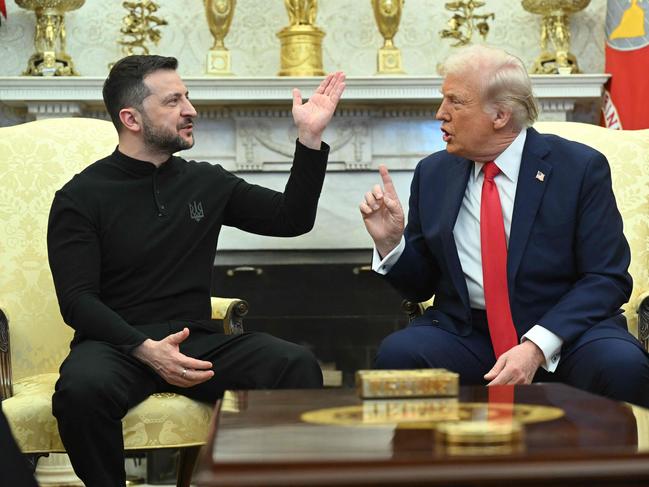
[181, 368, 187, 379]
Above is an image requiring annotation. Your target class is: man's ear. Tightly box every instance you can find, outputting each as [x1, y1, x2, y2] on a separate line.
[118, 108, 142, 134]
[493, 105, 512, 130]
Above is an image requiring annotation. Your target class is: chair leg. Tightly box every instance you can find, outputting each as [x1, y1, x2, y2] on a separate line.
[176, 446, 201, 487]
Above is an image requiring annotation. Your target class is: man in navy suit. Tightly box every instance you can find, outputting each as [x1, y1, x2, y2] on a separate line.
[360, 45, 649, 407]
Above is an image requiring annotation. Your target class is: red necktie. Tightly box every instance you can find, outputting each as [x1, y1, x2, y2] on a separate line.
[480, 162, 518, 358]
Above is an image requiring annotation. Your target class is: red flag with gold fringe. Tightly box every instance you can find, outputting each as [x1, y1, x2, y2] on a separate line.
[603, 0, 649, 129]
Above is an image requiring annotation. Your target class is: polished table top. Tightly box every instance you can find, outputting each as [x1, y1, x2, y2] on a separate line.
[194, 384, 649, 486]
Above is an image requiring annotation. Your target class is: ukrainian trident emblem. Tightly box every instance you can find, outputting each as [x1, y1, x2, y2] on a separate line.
[189, 201, 204, 222]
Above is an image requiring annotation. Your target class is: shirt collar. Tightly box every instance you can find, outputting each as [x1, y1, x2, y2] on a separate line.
[110, 147, 175, 177]
[472, 129, 527, 182]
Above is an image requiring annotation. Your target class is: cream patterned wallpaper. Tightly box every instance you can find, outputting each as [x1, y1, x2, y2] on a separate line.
[0, 0, 606, 77]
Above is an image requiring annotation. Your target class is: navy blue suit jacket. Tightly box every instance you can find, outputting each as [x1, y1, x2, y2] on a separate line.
[385, 127, 634, 351]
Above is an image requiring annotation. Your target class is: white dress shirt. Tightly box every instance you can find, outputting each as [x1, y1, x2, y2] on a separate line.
[373, 130, 563, 372]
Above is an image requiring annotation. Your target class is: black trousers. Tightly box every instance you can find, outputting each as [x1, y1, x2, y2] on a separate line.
[0, 403, 39, 487]
[52, 322, 322, 487]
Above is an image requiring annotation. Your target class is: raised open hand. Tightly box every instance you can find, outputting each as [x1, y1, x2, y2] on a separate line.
[292, 71, 346, 149]
[132, 327, 214, 387]
[359, 164, 405, 258]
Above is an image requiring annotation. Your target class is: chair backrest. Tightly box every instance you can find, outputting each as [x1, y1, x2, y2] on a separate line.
[534, 121, 649, 338]
[0, 118, 118, 380]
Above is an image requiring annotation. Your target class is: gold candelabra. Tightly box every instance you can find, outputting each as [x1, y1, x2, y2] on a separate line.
[371, 0, 406, 74]
[439, 1, 495, 47]
[117, 0, 167, 57]
[522, 0, 591, 74]
[15, 0, 85, 76]
[204, 0, 236, 75]
[277, 0, 325, 76]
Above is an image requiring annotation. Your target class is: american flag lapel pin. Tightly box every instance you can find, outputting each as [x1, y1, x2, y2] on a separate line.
[535, 171, 545, 182]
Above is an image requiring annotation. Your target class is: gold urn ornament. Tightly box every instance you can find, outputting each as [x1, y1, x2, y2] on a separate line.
[204, 0, 236, 75]
[16, 0, 85, 76]
[522, 0, 591, 74]
[371, 0, 406, 74]
[277, 0, 325, 76]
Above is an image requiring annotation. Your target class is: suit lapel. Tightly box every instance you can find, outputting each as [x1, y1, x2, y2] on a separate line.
[508, 128, 552, 290]
[439, 158, 472, 310]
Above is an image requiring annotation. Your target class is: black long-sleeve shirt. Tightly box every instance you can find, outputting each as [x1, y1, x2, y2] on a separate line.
[47, 141, 328, 353]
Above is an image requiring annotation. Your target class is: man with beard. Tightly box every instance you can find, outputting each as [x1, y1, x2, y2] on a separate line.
[47, 55, 345, 486]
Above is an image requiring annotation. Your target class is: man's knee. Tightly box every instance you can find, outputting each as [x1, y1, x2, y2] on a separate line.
[600, 344, 649, 405]
[374, 329, 423, 369]
[53, 370, 118, 421]
[567, 339, 649, 407]
[261, 337, 323, 388]
[282, 344, 323, 387]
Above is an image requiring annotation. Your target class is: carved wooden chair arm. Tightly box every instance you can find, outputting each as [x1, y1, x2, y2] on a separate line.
[636, 291, 649, 351]
[401, 297, 434, 322]
[211, 297, 249, 336]
[0, 307, 13, 400]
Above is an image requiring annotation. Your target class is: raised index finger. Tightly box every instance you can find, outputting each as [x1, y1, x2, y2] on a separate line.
[379, 164, 397, 196]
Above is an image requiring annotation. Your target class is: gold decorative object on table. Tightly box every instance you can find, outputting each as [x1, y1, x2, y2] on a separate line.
[371, 0, 406, 74]
[356, 369, 459, 399]
[117, 0, 167, 57]
[15, 0, 85, 76]
[277, 0, 325, 76]
[361, 397, 459, 423]
[439, 1, 495, 47]
[301, 401, 564, 429]
[435, 420, 525, 456]
[522, 0, 591, 74]
[204, 0, 236, 75]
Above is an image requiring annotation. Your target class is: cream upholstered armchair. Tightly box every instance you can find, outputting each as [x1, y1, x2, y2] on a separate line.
[0, 118, 248, 487]
[402, 121, 649, 350]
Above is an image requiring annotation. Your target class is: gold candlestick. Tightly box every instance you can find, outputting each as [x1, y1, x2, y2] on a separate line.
[16, 0, 85, 76]
[522, 0, 591, 74]
[371, 0, 405, 74]
[204, 0, 236, 75]
[277, 0, 325, 77]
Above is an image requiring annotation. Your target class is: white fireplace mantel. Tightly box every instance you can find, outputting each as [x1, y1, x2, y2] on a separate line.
[0, 74, 608, 113]
[0, 74, 609, 250]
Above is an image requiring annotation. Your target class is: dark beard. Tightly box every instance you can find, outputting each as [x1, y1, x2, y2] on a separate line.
[142, 118, 194, 154]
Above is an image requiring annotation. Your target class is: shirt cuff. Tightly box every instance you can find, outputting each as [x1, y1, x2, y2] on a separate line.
[522, 325, 563, 373]
[372, 237, 406, 275]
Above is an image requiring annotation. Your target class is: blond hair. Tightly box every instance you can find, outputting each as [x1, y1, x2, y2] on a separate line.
[440, 45, 538, 129]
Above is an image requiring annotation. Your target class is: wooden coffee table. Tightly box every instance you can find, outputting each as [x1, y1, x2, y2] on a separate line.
[194, 384, 649, 486]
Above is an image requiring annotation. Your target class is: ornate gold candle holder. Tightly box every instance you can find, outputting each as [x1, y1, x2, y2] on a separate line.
[371, 0, 405, 74]
[277, 0, 325, 76]
[16, 0, 85, 76]
[204, 0, 236, 75]
[522, 0, 591, 74]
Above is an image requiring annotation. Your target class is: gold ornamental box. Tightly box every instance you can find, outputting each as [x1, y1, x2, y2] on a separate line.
[356, 369, 459, 399]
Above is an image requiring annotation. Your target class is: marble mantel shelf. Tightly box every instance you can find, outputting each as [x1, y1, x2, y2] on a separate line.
[0, 74, 609, 104]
